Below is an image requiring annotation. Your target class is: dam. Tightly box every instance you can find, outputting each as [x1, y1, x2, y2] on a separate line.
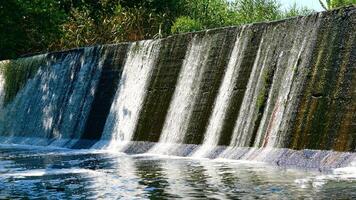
[0, 6, 355, 199]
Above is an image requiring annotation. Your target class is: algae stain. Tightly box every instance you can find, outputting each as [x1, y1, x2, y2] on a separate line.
[0, 55, 46, 105]
[131, 42, 142, 54]
[256, 69, 269, 111]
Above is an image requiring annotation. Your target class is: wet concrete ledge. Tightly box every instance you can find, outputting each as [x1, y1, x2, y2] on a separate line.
[0, 137, 354, 172]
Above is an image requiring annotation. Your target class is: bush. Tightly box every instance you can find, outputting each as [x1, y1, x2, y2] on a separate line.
[52, 4, 168, 50]
[182, 0, 231, 29]
[227, 0, 282, 25]
[171, 16, 203, 34]
[320, 0, 356, 10]
[0, 0, 332, 59]
[283, 3, 314, 18]
[0, 0, 66, 60]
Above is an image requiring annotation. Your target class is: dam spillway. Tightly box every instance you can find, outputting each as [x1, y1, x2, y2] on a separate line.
[0, 7, 355, 169]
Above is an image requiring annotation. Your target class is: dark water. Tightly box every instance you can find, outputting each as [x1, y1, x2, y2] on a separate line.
[0, 145, 355, 199]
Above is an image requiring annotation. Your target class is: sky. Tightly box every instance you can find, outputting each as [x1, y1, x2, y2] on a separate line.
[279, 0, 324, 11]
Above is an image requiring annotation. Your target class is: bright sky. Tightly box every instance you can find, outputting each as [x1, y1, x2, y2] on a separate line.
[279, 0, 324, 11]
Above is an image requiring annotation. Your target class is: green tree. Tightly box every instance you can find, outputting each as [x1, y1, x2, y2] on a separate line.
[117, 0, 186, 36]
[53, 2, 169, 49]
[171, 0, 315, 34]
[319, 0, 356, 10]
[0, 0, 327, 59]
[181, 0, 231, 28]
[0, 0, 66, 60]
[283, 3, 314, 18]
[228, 0, 282, 25]
[171, 16, 204, 33]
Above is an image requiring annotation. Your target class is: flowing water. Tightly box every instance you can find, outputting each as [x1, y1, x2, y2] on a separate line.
[98, 40, 161, 151]
[0, 145, 355, 199]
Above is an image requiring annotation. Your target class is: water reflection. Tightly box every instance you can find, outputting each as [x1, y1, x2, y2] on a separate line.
[0, 145, 355, 199]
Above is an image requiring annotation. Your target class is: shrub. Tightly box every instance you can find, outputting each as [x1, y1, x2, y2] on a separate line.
[228, 0, 282, 25]
[171, 16, 203, 34]
[319, 0, 356, 10]
[0, 0, 66, 60]
[283, 3, 314, 18]
[52, 4, 168, 50]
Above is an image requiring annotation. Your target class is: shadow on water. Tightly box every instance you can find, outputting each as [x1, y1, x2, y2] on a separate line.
[134, 159, 176, 199]
[0, 146, 356, 199]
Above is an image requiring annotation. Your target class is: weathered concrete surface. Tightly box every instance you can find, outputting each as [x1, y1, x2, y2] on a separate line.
[132, 35, 191, 142]
[289, 7, 356, 151]
[181, 28, 238, 144]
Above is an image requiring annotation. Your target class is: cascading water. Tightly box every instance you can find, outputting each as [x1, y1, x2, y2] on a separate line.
[148, 35, 211, 155]
[0, 62, 5, 109]
[0, 48, 106, 147]
[218, 15, 330, 158]
[96, 40, 161, 151]
[0, 7, 355, 170]
[0, 64, 5, 134]
[192, 27, 248, 157]
[148, 27, 238, 155]
[252, 17, 320, 148]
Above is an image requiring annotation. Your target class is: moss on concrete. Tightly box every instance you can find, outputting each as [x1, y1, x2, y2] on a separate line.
[0, 55, 45, 105]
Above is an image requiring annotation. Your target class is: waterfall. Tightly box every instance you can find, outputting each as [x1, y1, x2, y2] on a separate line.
[148, 35, 209, 155]
[252, 16, 323, 148]
[0, 48, 106, 147]
[0, 63, 5, 134]
[96, 40, 161, 151]
[0, 62, 5, 109]
[0, 7, 354, 164]
[148, 28, 237, 155]
[192, 27, 247, 157]
[226, 15, 324, 149]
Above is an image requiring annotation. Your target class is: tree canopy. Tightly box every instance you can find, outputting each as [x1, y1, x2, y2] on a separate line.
[319, 0, 355, 10]
[1, 0, 352, 60]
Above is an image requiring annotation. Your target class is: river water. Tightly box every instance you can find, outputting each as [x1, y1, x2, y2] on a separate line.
[0, 145, 355, 199]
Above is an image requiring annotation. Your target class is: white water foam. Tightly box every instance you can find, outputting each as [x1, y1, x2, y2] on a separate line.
[0, 65, 5, 134]
[254, 17, 322, 148]
[1, 168, 101, 178]
[97, 40, 161, 151]
[0, 62, 6, 109]
[192, 27, 248, 158]
[149, 33, 218, 155]
[227, 36, 266, 148]
[295, 166, 356, 189]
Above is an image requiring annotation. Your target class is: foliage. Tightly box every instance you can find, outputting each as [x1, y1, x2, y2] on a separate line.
[0, 0, 66, 60]
[0, 0, 330, 60]
[227, 0, 282, 25]
[171, 16, 204, 33]
[52, 5, 125, 49]
[181, 0, 231, 28]
[171, 0, 312, 33]
[319, 0, 356, 10]
[283, 3, 314, 18]
[52, 3, 169, 50]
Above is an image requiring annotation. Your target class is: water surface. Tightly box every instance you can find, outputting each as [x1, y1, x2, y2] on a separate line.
[0, 145, 355, 199]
